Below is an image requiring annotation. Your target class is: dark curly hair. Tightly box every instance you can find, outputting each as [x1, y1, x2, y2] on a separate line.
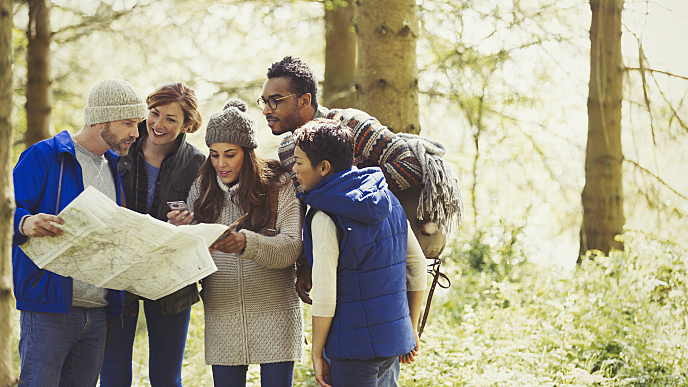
[267, 56, 319, 110]
[293, 118, 353, 173]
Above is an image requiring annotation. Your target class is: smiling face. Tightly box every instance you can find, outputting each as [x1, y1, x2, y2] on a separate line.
[100, 118, 141, 156]
[209, 143, 245, 185]
[146, 102, 187, 149]
[260, 77, 307, 136]
[293, 145, 329, 192]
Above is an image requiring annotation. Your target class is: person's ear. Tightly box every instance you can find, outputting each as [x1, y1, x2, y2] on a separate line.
[299, 93, 312, 110]
[320, 160, 332, 177]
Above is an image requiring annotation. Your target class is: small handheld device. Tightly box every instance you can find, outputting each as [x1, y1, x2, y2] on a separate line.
[167, 201, 189, 212]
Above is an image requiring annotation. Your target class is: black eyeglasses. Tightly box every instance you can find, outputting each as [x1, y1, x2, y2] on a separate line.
[257, 94, 297, 110]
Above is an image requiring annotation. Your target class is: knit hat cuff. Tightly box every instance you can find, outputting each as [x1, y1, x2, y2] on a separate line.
[83, 103, 148, 126]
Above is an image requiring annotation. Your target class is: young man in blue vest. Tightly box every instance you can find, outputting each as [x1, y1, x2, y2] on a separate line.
[292, 118, 426, 387]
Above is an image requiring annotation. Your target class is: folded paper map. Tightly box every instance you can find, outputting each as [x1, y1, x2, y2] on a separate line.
[21, 186, 227, 300]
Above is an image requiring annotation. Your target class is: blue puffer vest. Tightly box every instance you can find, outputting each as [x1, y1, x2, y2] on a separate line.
[301, 167, 415, 360]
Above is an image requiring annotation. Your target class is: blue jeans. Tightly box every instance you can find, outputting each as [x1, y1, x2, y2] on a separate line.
[19, 307, 107, 387]
[99, 299, 191, 386]
[329, 356, 398, 387]
[378, 357, 400, 387]
[212, 362, 295, 387]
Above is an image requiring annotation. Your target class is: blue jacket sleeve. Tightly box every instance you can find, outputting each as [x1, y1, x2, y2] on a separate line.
[13, 143, 52, 246]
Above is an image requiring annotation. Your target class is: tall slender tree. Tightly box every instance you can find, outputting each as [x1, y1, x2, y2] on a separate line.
[0, 0, 17, 384]
[580, 0, 625, 258]
[25, 0, 51, 146]
[323, 1, 356, 108]
[354, 0, 419, 134]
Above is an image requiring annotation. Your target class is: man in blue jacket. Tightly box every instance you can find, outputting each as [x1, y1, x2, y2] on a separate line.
[12, 78, 147, 387]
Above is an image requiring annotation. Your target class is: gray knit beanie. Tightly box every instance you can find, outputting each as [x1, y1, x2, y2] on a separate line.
[205, 99, 258, 149]
[83, 79, 147, 126]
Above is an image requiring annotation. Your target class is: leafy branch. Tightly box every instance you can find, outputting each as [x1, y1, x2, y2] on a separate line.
[623, 157, 688, 201]
[51, 3, 146, 43]
[626, 66, 688, 81]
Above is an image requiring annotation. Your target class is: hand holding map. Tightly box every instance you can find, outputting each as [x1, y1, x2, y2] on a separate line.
[21, 186, 227, 300]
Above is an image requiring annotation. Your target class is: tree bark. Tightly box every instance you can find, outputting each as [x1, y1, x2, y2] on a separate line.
[580, 0, 625, 259]
[26, 0, 52, 146]
[323, 2, 357, 109]
[0, 0, 17, 385]
[354, 0, 420, 134]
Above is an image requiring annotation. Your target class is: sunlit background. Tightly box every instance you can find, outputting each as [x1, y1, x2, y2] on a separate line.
[8, 1, 688, 385]
[10, 0, 688, 267]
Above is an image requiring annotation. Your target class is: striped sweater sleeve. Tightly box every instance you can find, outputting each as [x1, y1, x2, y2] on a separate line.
[325, 108, 423, 193]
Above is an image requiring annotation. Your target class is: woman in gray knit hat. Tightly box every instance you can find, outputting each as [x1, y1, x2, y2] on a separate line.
[169, 99, 303, 387]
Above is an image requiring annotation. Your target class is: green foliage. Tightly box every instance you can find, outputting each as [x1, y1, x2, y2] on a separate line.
[460, 223, 526, 281]
[410, 229, 688, 386]
[9, 230, 688, 385]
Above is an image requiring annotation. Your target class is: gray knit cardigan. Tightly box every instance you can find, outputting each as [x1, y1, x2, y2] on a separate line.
[187, 173, 304, 366]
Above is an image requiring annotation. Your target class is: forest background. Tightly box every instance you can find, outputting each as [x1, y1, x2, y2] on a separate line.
[2, 0, 688, 385]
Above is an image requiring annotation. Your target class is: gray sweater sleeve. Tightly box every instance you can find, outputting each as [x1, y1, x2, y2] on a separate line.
[237, 179, 303, 269]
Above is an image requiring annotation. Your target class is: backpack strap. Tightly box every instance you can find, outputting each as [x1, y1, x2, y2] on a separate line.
[418, 256, 451, 339]
[265, 185, 279, 236]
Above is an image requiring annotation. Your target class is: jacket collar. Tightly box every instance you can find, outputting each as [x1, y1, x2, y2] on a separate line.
[216, 174, 240, 193]
[54, 130, 119, 163]
[301, 167, 392, 225]
[54, 130, 77, 156]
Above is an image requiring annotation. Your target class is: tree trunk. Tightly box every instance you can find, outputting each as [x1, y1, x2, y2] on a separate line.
[323, 2, 357, 109]
[580, 0, 625, 259]
[0, 0, 17, 384]
[354, 0, 420, 134]
[26, 0, 52, 146]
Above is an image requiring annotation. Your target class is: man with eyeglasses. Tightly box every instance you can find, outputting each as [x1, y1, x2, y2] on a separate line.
[259, 55, 463, 386]
[259, 59, 423, 190]
[260, 55, 460, 281]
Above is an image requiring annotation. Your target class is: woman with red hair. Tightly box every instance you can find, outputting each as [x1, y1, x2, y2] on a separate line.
[100, 81, 206, 387]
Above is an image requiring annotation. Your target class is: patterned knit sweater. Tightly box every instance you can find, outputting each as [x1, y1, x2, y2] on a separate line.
[278, 106, 423, 194]
[187, 173, 303, 366]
